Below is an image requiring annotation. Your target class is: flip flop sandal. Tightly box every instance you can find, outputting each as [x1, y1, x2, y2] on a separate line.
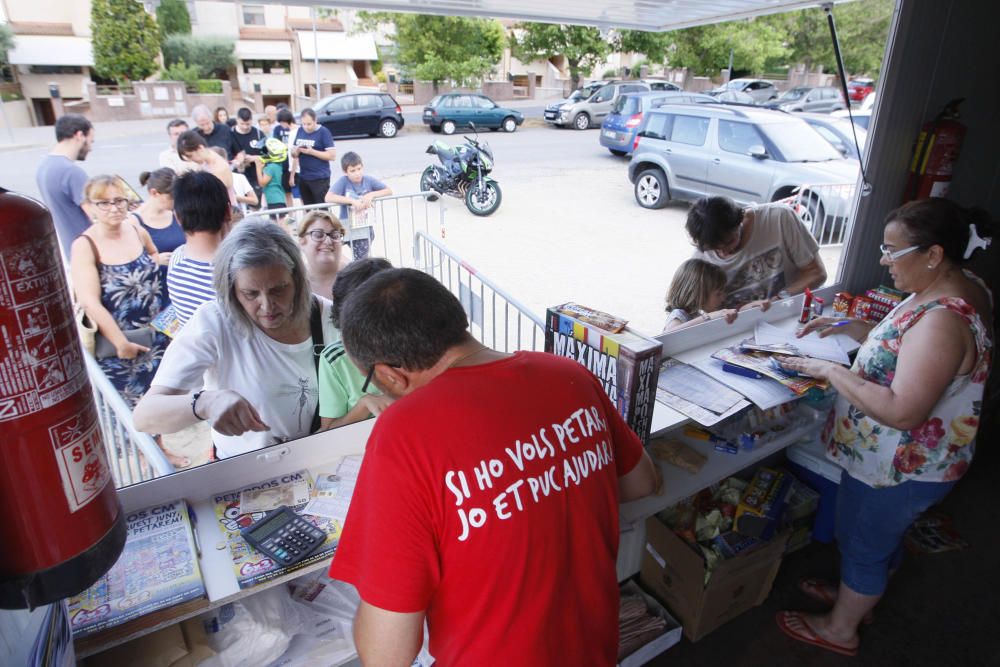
[798, 577, 874, 625]
[776, 611, 859, 657]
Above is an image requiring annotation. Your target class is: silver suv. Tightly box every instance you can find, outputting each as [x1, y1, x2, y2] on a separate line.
[627, 104, 858, 222]
[545, 81, 650, 130]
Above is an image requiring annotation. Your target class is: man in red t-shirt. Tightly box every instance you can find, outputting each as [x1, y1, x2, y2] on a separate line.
[328, 269, 659, 666]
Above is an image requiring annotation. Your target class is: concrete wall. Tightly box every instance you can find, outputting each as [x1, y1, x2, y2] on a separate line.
[191, 1, 239, 38]
[80, 80, 233, 122]
[18, 70, 91, 100]
[0, 99, 34, 129]
[4, 0, 91, 34]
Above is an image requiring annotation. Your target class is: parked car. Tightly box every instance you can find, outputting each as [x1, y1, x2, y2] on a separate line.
[765, 86, 846, 113]
[708, 78, 778, 104]
[641, 79, 683, 91]
[847, 78, 875, 102]
[800, 112, 867, 160]
[713, 90, 756, 105]
[627, 104, 858, 225]
[422, 93, 524, 134]
[600, 91, 716, 156]
[831, 107, 873, 130]
[545, 81, 650, 130]
[312, 92, 405, 138]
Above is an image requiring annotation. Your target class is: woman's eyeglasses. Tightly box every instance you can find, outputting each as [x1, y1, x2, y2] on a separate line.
[879, 244, 923, 262]
[92, 198, 131, 211]
[307, 230, 344, 242]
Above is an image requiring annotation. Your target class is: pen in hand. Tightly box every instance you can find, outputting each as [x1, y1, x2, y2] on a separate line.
[826, 320, 852, 328]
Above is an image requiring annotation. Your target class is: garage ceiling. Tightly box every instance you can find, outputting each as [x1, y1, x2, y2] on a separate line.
[275, 0, 854, 31]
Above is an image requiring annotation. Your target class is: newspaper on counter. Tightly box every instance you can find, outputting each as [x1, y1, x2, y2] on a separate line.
[212, 470, 341, 589]
[67, 500, 204, 638]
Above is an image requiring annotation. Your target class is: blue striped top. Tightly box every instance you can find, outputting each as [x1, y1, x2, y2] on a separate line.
[167, 249, 215, 328]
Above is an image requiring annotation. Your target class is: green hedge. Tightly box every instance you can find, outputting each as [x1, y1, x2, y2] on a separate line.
[192, 79, 223, 94]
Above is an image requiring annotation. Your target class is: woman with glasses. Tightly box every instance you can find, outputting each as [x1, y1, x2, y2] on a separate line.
[134, 218, 339, 460]
[70, 175, 182, 462]
[297, 210, 353, 298]
[776, 198, 993, 657]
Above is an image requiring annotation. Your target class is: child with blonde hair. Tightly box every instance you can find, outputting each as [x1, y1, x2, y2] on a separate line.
[663, 259, 769, 332]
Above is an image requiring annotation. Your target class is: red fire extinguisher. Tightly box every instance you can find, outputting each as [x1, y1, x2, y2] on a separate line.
[0, 189, 125, 609]
[904, 98, 966, 202]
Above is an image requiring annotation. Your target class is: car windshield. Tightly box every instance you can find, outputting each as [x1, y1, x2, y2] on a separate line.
[724, 80, 748, 90]
[761, 120, 843, 162]
[428, 95, 442, 107]
[828, 119, 868, 149]
[778, 88, 809, 101]
[613, 96, 640, 115]
[315, 94, 339, 110]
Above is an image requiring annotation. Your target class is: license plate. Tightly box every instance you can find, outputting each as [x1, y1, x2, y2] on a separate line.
[603, 130, 616, 139]
[544, 112, 556, 119]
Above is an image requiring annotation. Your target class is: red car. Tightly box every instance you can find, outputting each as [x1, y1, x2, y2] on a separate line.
[847, 78, 875, 102]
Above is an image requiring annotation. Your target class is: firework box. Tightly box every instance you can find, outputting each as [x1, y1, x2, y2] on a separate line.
[545, 303, 663, 443]
[66, 500, 205, 638]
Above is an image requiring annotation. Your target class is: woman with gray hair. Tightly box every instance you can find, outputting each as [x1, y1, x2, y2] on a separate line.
[134, 217, 339, 459]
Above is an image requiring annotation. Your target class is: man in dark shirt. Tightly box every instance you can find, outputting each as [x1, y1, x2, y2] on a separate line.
[230, 107, 265, 201]
[191, 104, 239, 160]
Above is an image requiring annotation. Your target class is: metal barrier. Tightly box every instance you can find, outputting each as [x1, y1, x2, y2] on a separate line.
[413, 231, 546, 353]
[257, 192, 445, 269]
[779, 183, 857, 247]
[84, 353, 172, 487]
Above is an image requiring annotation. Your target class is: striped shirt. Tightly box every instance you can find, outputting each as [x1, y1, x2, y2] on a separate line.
[167, 246, 215, 328]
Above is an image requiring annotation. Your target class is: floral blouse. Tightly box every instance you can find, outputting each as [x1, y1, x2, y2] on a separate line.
[823, 277, 992, 488]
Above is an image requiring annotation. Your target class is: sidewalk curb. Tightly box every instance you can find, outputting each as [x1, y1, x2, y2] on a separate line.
[0, 142, 44, 153]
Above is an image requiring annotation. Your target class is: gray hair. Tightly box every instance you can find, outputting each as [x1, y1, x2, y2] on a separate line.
[213, 217, 312, 333]
[191, 104, 212, 123]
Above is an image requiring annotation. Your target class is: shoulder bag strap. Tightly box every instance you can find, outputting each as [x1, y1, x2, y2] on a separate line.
[309, 297, 324, 434]
[81, 233, 101, 265]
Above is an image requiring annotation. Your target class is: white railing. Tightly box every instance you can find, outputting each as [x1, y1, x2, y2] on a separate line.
[84, 353, 172, 487]
[260, 192, 445, 269]
[414, 231, 545, 353]
[778, 183, 857, 247]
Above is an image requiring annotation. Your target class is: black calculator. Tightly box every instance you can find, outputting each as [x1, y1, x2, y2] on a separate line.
[240, 506, 327, 566]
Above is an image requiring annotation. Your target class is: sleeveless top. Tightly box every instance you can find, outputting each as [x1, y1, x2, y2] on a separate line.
[132, 211, 186, 254]
[822, 271, 993, 487]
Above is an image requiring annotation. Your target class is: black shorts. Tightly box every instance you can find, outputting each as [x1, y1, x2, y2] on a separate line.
[299, 178, 330, 206]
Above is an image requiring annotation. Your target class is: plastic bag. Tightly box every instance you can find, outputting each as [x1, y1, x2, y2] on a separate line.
[198, 586, 306, 667]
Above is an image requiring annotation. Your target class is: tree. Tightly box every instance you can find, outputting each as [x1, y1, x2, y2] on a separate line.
[0, 24, 15, 67]
[91, 0, 160, 83]
[358, 13, 504, 87]
[513, 23, 610, 90]
[156, 0, 191, 43]
[162, 35, 235, 80]
[765, 0, 893, 77]
[615, 30, 673, 65]
[666, 19, 788, 77]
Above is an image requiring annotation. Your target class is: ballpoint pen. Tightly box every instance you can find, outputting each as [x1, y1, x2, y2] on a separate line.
[826, 320, 852, 328]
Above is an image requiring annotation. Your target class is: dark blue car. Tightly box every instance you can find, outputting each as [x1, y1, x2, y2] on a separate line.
[600, 91, 716, 156]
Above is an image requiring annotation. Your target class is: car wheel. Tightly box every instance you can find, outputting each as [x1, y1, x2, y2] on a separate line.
[634, 168, 669, 209]
[796, 191, 826, 236]
[609, 149, 627, 157]
[378, 118, 399, 138]
[502, 116, 517, 133]
[441, 120, 457, 135]
[573, 113, 590, 130]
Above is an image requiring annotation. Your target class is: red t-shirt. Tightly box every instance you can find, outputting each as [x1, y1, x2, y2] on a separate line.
[328, 351, 644, 666]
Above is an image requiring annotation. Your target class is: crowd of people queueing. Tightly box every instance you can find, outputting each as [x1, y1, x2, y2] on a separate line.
[35, 108, 394, 466]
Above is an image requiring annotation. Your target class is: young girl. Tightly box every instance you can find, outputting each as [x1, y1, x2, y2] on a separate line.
[662, 259, 742, 332]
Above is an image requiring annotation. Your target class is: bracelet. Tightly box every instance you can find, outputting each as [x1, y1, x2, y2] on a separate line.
[191, 390, 206, 421]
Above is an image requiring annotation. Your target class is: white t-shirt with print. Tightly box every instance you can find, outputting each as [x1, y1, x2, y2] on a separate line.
[151, 299, 340, 459]
[694, 203, 819, 308]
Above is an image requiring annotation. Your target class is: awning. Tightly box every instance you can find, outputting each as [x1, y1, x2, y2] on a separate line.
[296, 31, 378, 61]
[7, 35, 93, 66]
[236, 39, 293, 61]
[296, 0, 856, 32]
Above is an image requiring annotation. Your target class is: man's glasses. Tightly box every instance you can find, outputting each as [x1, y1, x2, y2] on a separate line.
[879, 244, 923, 263]
[92, 198, 131, 211]
[361, 362, 401, 393]
[307, 230, 345, 242]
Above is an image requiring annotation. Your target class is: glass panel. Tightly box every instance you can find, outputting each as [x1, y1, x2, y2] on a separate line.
[669, 115, 709, 146]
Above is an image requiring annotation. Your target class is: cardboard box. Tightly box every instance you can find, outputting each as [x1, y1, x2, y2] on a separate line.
[618, 580, 682, 667]
[734, 467, 793, 540]
[545, 304, 662, 443]
[639, 514, 789, 642]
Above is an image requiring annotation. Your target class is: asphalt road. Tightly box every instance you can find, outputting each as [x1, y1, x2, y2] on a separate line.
[2, 117, 611, 200]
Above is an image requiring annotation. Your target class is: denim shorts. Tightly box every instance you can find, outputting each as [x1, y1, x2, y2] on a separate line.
[835, 469, 955, 596]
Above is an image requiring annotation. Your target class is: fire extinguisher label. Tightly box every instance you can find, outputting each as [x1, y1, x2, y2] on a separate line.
[0, 235, 88, 421]
[49, 411, 112, 513]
